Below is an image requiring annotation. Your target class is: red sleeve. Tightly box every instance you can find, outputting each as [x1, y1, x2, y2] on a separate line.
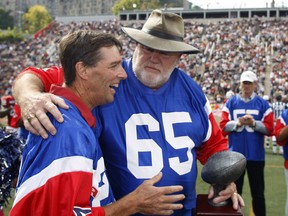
[10, 172, 105, 216]
[219, 109, 275, 136]
[0, 95, 15, 108]
[219, 110, 230, 137]
[274, 118, 287, 146]
[9, 104, 22, 128]
[21, 66, 64, 92]
[196, 113, 228, 165]
[263, 111, 274, 136]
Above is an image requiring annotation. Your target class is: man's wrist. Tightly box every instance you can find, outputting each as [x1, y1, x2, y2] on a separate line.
[251, 120, 256, 128]
[234, 122, 241, 131]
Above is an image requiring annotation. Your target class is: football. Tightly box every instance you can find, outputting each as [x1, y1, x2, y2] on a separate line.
[201, 151, 246, 185]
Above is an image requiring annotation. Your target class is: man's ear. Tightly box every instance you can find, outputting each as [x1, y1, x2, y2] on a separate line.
[75, 62, 88, 80]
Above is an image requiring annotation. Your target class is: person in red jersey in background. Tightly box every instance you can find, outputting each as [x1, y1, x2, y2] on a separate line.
[274, 109, 288, 216]
[1, 94, 28, 141]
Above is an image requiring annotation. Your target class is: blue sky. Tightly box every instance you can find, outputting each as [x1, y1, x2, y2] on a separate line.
[187, 0, 287, 9]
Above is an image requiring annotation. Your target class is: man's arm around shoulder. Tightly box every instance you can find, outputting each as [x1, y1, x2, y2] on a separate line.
[13, 70, 68, 138]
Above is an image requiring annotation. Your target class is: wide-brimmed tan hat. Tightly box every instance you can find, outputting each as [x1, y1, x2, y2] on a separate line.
[121, 9, 199, 54]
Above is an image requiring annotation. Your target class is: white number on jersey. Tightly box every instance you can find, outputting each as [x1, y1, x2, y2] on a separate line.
[125, 112, 195, 179]
[92, 157, 110, 206]
[233, 109, 259, 132]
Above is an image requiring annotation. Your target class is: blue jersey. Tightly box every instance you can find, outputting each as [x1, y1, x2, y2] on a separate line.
[94, 58, 227, 215]
[22, 64, 227, 215]
[275, 109, 288, 162]
[11, 86, 113, 216]
[223, 95, 273, 161]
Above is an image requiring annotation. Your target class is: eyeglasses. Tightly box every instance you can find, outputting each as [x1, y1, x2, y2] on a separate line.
[139, 44, 179, 57]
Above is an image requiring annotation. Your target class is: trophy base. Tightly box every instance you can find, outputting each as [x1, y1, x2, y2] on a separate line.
[196, 194, 243, 216]
[208, 198, 229, 207]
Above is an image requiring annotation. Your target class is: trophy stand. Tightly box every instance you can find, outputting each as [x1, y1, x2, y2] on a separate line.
[196, 194, 243, 216]
[197, 151, 246, 216]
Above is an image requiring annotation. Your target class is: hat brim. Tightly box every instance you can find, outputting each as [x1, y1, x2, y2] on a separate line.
[241, 79, 254, 82]
[122, 27, 200, 54]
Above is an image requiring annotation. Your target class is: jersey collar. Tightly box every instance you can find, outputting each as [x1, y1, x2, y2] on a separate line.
[50, 84, 96, 127]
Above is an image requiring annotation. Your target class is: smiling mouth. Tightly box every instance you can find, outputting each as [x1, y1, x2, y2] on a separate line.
[109, 83, 119, 89]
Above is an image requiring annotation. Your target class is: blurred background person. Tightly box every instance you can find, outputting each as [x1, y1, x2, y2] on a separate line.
[274, 109, 288, 216]
[220, 70, 274, 216]
[271, 93, 287, 155]
[263, 95, 272, 149]
[1, 94, 28, 141]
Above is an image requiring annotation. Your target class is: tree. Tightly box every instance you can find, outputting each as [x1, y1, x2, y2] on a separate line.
[160, 0, 183, 7]
[140, 0, 160, 10]
[0, 8, 14, 30]
[191, 5, 202, 10]
[112, 0, 141, 15]
[22, 5, 52, 34]
[112, 0, 162, 15]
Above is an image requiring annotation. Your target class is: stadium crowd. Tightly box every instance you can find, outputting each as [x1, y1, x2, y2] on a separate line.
[0, 13, 288, 216]
[0, 17, 288, 105]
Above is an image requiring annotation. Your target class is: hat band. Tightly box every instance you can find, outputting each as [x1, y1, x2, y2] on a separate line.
[142, 28, 183, 42]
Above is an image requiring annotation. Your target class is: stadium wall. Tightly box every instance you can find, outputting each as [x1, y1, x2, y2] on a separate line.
[53, 7, 288, 24]
[55, 15, 117, 24]
[119, 7, 288, 22]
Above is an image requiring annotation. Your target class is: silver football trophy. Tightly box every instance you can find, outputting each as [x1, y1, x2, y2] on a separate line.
[201, 151, 246, 207]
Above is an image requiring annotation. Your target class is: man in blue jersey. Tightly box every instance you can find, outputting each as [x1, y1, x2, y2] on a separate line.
[275, 109, 288, 216]
[220, 70, 274, 216]
[13, 10, 244, 215]
[10, 30, 186, 216]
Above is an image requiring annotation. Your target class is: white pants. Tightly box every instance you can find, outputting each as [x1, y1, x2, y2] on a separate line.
[272, 135, 283, 154]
